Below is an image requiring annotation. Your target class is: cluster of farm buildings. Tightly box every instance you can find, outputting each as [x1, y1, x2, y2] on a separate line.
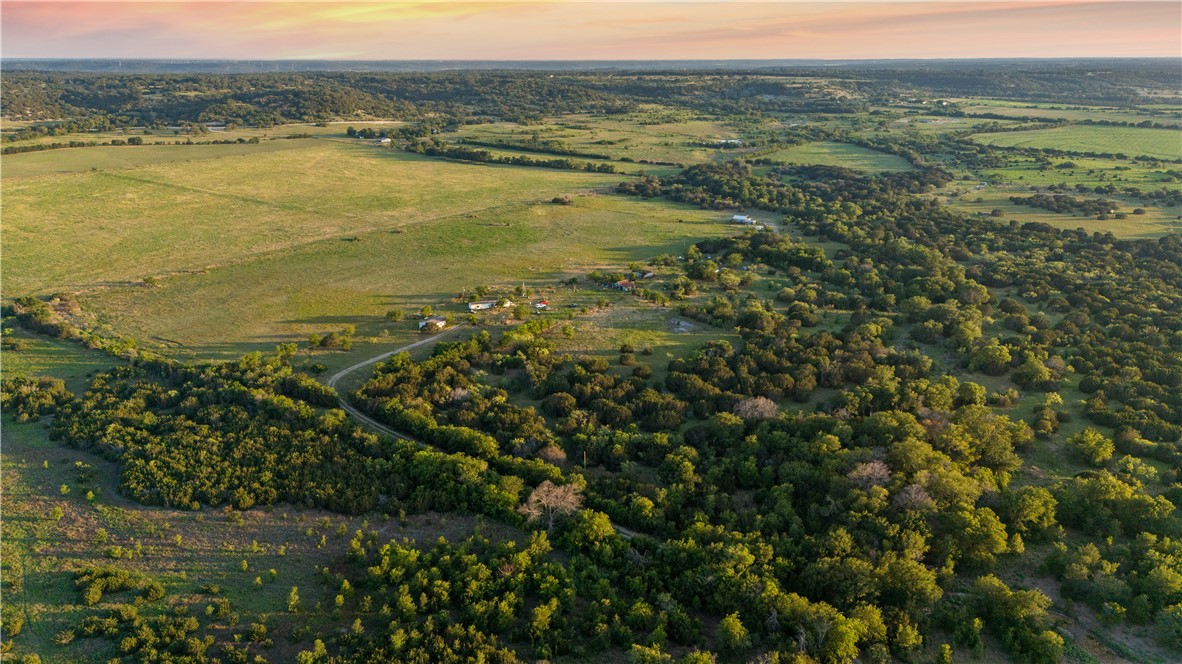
[731, 214, 764, 229]
[417, 298, 550, 332]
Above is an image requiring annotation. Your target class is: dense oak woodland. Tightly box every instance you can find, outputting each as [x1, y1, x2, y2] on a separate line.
[4, 61, 1181, 127]
[3, 62, 1181, 663]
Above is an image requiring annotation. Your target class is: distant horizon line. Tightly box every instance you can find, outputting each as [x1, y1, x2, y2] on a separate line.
[8, 56, 1180, 62]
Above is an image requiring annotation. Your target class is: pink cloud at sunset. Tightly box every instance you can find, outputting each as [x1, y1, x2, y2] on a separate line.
[2, 1, 1178, 60]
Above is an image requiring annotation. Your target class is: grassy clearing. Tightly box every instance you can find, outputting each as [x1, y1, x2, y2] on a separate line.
[972, 125, 1182, 161]
[935, 153, 1182, 239]
[1, 138, 319, 178]
[947, 191, 1182, 239]
[2, 143, 621, 296]
[974, 155, 1180, 188]
[549, 299, 739, 385]
[0, 325, 122, 392]
[936, 152, 1182, 237]
[75, 192, 738, 359]
[761, 141, 913, 173]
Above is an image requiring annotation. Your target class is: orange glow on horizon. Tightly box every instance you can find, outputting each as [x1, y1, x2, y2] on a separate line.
[2, 1, 1179, 60]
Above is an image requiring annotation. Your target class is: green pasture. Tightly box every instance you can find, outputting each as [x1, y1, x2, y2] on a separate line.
[975, 155, 1180, 188]
[0, 326, 121, 392]
[956, 98, 1181, 126]
[889, 116, 1024, 134]
[1, 138, 319, 178]
[947, 190, 1182, 239]
[449, 144, 675, 176]
[70, 189, 737, 358]
[2, 142, 621, 296]
[762, 141, 913, 172]
[450, 111, 744, 165]
[940, 151, 1182, 239]
[972, 125, 1182, 161]
[0, 121, 388, 149]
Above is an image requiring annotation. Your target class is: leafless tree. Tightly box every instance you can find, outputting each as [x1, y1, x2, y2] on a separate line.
[892, 484, 935, 512]
[537, 444, 567, 465]
[519, 480, 583, 532]
[732, 396, 779, 421]
[848, 460, 890, 490]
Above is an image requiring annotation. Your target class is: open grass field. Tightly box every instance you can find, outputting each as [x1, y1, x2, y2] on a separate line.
[956, 99, 1182, 126]
[0, 121, 393, 150]
[76, 192, 739, 359]
[971, 125, 1182, 161]
[1, 138, 320, 178]
[450, 110, 745, 165]
[761, 140, 913, 172]
[935, 152, 1182, 239]
[888, 115, 1025, 134]
[2, 142, 623, 296]
[3, 136, 741, 359]
[974, 155, 1181, 188]
[453, 143, 680, 176]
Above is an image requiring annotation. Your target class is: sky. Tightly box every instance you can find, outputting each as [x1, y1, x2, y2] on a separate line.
[2, 1, 1179, 60]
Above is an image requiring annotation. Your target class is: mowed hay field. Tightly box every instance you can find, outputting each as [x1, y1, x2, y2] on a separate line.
[4, 138, 737, 358]
[761, 141, 913, 173]
[972, 125, 1182, 160]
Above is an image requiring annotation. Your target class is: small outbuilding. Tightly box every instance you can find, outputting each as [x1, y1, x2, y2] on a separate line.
[731, 214, 756, 225]
[418, 316, 447, 332]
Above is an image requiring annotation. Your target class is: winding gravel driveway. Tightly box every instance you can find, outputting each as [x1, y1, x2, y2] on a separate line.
[325, 325, 467, 441]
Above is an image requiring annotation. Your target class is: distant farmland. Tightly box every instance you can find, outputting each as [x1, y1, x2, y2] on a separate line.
[972, 125, 1182, 160]
[761, 141, 913, 173]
